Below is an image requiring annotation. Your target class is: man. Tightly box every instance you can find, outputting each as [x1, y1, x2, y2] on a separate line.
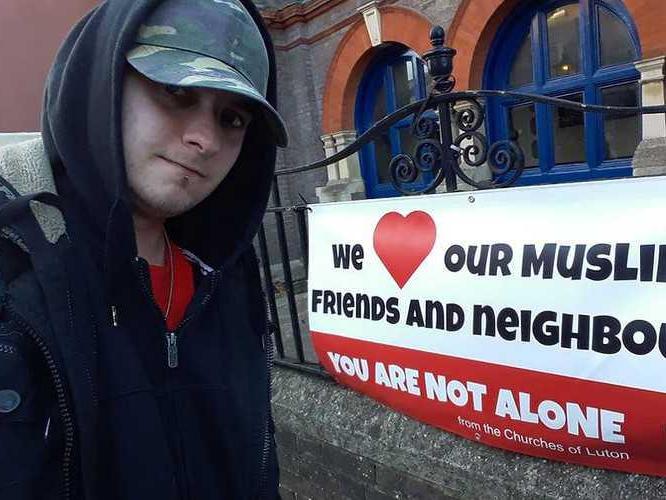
[0, 0, 287, 498]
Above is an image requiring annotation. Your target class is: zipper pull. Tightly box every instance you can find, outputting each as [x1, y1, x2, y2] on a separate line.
[111, 306, 118, 327]
[166, 332, 178, 368]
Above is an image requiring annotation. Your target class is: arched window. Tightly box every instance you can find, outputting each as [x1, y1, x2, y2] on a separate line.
[485, 0, 641, 185]
[356, 47, 429, 198]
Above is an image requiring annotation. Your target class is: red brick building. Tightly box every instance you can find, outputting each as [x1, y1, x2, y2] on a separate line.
[2, 0, 665, 201]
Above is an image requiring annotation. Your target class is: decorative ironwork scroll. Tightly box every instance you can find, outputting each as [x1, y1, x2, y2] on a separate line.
[278, 25, 666, 197]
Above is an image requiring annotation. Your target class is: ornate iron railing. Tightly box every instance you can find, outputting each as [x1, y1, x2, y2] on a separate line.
[258, 25, 666, 373]
[279, 26, 666, 193]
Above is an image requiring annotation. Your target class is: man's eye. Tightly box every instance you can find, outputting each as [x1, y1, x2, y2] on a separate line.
[220, 110, 246, 129]
[163, 84, 189, 98]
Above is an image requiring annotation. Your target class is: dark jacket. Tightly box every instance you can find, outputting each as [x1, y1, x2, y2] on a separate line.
[0, 0, 281, 498]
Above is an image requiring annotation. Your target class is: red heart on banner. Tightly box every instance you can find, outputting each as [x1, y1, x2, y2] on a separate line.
[373, 211, 436, 288]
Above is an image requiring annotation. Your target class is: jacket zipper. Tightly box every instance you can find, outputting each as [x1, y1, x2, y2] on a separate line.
[166, 332, 178, 368]
[136, 253, 271, 496]
[0, 343, 17, 354]
[257, 275, 276, 498]
[6, 302, 75, 500]
[133, 258, 219, 369]
[164, 272, 218, 368]
[133, 258, 219, 499]
[257, 319, 274, 498]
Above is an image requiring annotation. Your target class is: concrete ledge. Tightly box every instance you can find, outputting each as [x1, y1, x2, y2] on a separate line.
[315, 179, 366, 203]
[633, 137, 666, 176]
[272, 366, 666, 499]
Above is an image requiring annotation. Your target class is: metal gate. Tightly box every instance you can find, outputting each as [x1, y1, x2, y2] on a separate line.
[255, 25, 666, 374]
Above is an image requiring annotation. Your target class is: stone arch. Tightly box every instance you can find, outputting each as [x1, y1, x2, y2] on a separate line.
[321, 7, 433, 134]
[446, 0, 666, 91]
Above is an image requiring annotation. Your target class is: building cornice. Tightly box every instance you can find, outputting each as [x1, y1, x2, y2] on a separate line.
[261, 0, 350, 30]
[273, 15, 358, 50]
[263, 0, 398, 50]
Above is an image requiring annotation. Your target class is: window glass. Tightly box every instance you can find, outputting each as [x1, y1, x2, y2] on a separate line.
[374, 132, 393, 183]
[371, 77, 387, 123]
[509, 104, 539, 168]
[392, 59, 420, 109]
[602, 83, 640, 160]
[547, 4, 581, 78]
[398, 125, 418, 156]
[509, 31, 534, 88]
[397, 126, 424, 183]
[486, 0, 640, 182]
[599, 7, 636, 67]
[357, 46, 434, 196]
[553, 93, 586, 164]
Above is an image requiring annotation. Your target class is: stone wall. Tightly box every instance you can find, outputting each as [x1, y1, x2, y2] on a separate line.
[272, 366, 666, 499]
[633, 137, 666, 177]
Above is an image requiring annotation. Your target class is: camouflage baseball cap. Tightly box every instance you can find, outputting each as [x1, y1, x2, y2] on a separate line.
[126, 0, 288, 147]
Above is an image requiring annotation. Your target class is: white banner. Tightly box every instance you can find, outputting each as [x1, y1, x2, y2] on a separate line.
[307, 176, 666, 477]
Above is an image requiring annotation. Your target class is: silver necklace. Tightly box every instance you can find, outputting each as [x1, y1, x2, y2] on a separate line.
[163, 230, 175, 320]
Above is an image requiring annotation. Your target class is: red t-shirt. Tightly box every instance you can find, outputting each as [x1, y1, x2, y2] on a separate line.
[149, 242, 195, 331]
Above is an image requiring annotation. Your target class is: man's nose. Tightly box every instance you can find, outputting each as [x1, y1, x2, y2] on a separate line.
[182, 108, 222, 157]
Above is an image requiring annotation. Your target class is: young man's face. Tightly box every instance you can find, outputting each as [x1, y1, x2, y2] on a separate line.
[121, 70, 253, 220]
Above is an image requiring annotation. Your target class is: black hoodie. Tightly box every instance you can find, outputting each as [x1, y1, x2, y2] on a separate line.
[42, 0, 278, 293]
[1, 0, 280, 498]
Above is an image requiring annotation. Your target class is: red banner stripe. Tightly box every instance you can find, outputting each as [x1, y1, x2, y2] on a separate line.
[311, 330, 666, 477]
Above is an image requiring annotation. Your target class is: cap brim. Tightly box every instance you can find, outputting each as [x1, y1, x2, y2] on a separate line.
[127, 45, 288, 147]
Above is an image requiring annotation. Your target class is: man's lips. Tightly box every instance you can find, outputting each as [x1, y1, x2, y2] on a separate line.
[160, 156, 205, 178]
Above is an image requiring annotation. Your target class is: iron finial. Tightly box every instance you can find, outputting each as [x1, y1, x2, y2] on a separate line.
[423, 25, 456, 93]
[430, 25, 445, 48]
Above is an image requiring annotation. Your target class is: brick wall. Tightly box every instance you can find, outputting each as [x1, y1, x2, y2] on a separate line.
[263, 2, 356, 263]
[448, 0, 666, 90]
[263, 0, 462, 264]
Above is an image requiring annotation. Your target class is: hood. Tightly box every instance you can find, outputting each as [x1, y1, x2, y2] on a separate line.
[41, 0, 279, 280]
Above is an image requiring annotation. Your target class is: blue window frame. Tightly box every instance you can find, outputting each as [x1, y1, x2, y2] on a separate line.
[355, 47, 429, 198]
[484, 0, 642, 186]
